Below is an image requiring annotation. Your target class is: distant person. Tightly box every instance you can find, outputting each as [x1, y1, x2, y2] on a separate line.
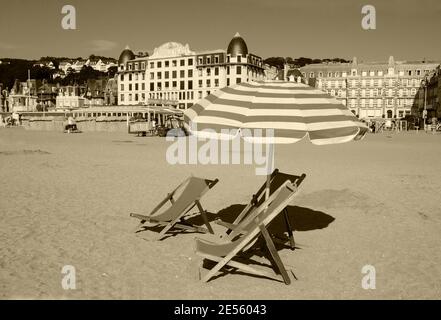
[65, 116, 77, 133]
[12, 112, 20, 126]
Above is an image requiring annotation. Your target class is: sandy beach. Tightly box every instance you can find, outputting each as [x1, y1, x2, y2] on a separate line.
[1, 127, 440, 299]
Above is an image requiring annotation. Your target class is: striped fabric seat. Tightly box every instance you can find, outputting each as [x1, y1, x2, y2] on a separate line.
[184, 81, 368, 145]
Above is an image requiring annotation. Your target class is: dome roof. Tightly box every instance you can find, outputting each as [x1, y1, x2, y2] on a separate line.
[118, 46, 135, 65]
[227, 32, 248, 57]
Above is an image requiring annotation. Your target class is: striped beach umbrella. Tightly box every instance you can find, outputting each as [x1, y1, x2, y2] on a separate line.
[184, 80, 368, 198]
[184, 80, 367, 144]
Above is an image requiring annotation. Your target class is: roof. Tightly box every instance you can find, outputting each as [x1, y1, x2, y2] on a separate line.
[227, 32, 248, 57]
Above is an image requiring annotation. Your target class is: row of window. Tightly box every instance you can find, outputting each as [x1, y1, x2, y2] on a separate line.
[307, 69, 431, 78]
[147, 77, 243, 91]
[349, 98, 414, 105]
[121, 83, 146, 91]
[127, 61, 147, 71]
[321, 78, 422, 87]
[120, 73, 145, 81]
[328, 88, 417, 97]
[149, 58, 193, 69]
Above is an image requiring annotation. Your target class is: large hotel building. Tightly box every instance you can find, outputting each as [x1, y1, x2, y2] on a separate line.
[117, 33, 265, 109]
[299, 56, 440, 119]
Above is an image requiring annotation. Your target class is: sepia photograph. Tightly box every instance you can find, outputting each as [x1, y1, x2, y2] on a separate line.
[0, 0, 440, 307]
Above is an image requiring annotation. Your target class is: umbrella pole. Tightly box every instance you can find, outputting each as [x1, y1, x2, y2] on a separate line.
[265, 143, 274, 201]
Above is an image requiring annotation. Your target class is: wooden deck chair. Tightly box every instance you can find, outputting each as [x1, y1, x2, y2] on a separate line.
[220, 170, 306, 249]
[130, 176, 218, 240]
[195, 178, 304, 285]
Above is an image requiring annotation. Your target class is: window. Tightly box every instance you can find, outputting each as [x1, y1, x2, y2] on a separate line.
[227, 66, 230, 75]
[188, 58, 193, 66]
[215, 67, 219, 76]
[135, 83, 138, 90]
[180, 59, 185, 66]
[206, 79, 211, 87]
[172, 70, 177, 78]
[237, 66, 241, 75]
[157, 72, 161, 80]
[165, 81, 169, 88]
[150, 62, 154, 68]
[129, 74, 132, 81]
[207, 57, 211, 64]
[180, 70, 185, 78]
[172, 81, 177, 89]
[120, 84, 124, 91]
[142, 83, 145, 90]
[198, 57, 203, 65]
[215, 56, 219, 64]
[165, 61, 169, 67]
[237, 56, 241, 63]
[129, 84, 132, 91]
[227, 78, 230, 86]
[120, 74, 124, 81]
[180, 81, 185, 90]
[150, 83, 154, 91]
[188, 81, 193, 90]
[172, 60, 177, 67]
[157, 61, 162, 68]
[215, 79, 219, 87]
[120, 94, 124, 102]
[188, 70, 193, 77]
[309, 72, 314, 78]
[165, 71, 169, 79]
[150, 72, 154, 79]
[198, 80, 203, 88]
[236, 78, 241, 84]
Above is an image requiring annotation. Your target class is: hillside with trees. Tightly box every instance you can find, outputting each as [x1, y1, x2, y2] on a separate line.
[0, 56, 117, 89]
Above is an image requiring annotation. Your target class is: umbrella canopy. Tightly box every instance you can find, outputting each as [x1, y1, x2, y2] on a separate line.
[184, 81, 367, 144]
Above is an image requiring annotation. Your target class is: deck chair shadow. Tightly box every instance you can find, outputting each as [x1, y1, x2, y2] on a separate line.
[219, 169, 306, 249]
[130, 176, 218, 240]
[195, 175, 305, 285]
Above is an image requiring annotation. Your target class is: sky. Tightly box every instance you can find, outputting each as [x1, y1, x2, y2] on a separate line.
[0, 0, 440, 62]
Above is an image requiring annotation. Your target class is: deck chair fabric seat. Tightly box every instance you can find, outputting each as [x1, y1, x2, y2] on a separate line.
[222, 170, 306, 249]
[196, 175, 305, 285]
[130, 176, 218, 240]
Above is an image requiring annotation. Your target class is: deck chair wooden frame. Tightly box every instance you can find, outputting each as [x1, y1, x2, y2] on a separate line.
[195, 178, 304, 285]
[130, 176, 218, 240]
[219, 170, 306, 249]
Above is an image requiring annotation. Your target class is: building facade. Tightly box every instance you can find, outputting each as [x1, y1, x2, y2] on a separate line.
[117, 33, 265, 109]
[300, 56, 440, 119]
